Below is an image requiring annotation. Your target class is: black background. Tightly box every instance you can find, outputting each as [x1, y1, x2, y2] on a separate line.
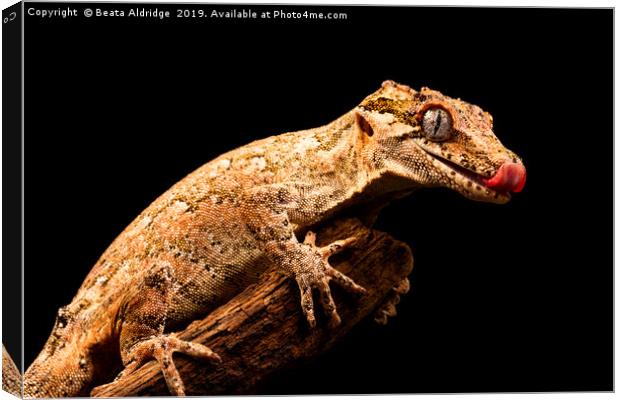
[19, 4, 612, 393]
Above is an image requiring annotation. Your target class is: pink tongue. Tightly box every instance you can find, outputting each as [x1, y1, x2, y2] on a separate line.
[484, 163, 526, 193]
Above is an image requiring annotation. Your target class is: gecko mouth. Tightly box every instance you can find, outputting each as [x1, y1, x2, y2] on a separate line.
[430, 152, 501, 190]
[420, 148, 525, 202]
[429, 152, 488, 184]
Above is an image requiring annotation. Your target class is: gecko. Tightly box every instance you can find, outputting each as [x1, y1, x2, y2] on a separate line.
[22, 81, 526, 398]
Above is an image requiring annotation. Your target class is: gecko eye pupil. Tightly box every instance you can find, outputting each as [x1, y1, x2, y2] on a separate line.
[422, 108, 452, 142]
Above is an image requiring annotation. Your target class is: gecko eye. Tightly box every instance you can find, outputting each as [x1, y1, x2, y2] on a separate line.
[422, 108, 452, 142]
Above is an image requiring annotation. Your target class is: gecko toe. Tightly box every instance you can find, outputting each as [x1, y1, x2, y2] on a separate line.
[167, 334, 221, 364]
[296, 276, 317, 328]
[317, 279, 341, 328]
[326, 266, 367, 295]
[153, 343, 185, 396]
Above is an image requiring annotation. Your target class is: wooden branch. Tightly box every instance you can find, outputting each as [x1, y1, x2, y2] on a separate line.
[92, 218, 413, 397]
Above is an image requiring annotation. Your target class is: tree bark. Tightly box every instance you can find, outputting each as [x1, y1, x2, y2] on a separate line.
[92, 218, 413, 397]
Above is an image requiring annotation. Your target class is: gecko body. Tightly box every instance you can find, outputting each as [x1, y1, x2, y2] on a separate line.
[23, 81, 525, 397]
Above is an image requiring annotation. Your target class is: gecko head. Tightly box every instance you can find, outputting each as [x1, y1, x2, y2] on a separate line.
[354, 80, 526, 204]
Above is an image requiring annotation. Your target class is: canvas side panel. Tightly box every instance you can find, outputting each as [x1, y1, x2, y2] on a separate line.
[2, 1, 24, 397]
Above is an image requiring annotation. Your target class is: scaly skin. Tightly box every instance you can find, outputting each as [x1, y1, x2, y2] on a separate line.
[23, 81, 525, 397]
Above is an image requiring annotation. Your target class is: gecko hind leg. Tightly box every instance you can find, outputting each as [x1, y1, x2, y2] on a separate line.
[118, 334, 220, 396]
[91, 333, 220, 397]
[91, 263, 220, 397]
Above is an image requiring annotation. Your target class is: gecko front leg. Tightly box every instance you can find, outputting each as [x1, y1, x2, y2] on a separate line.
[244, 189, 367, 328]
[266, 230, 366, 328]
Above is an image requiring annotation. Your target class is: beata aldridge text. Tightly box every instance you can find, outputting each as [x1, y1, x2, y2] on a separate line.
[95, 8, 170, 19]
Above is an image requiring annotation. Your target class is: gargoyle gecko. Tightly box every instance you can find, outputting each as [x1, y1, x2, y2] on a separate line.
[23, 81, 526, 397]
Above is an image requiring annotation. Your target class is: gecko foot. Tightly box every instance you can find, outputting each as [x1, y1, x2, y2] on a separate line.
[92, 334, 220, 397]
[295, 231, 366, 329]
